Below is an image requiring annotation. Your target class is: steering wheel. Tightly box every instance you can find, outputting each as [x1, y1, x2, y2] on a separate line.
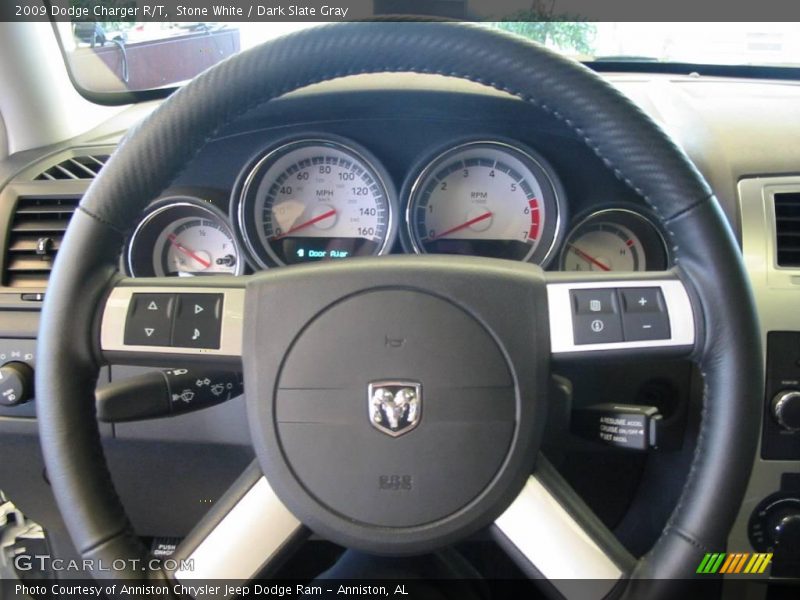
[37, 23, 761, 599]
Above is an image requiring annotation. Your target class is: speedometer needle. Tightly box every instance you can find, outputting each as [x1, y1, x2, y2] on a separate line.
[270, 208, 337, 241]
[568, 244, 610, 272]
[429, 211, 493, 240]
[167, 233, 211, 269]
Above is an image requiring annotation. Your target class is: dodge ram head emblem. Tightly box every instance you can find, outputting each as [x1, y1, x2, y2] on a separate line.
[368, 381, 422, 437]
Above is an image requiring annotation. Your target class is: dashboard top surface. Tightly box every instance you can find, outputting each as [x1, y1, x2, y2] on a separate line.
[0, 71, 798, 297]
[5, 71, 800, 219]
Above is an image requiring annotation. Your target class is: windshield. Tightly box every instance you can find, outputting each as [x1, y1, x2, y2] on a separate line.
[55, 22, 800, 95]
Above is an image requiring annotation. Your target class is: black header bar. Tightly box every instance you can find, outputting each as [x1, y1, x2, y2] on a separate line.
[3, 0, 800, 22]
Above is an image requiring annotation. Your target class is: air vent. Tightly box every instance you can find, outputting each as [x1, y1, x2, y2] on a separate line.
[5, 196, 80, 288]
[775, 192, 800, 267]
[35, 154, 109, 181]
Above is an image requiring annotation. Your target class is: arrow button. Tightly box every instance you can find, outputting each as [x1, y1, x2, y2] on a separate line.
[124, 293, 175, 346]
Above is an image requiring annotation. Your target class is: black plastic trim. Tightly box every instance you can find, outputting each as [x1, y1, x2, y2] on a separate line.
[589, 61, 800, 82]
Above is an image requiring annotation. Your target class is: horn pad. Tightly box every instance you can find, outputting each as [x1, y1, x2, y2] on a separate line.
[244, 257, 548, 554]
[276, 289, 514, 527]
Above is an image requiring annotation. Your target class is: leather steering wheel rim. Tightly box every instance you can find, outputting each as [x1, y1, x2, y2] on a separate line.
[36, 22, 761, 593]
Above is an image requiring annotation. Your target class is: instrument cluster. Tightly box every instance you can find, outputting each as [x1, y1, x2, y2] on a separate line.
[124, 133, 670, 277]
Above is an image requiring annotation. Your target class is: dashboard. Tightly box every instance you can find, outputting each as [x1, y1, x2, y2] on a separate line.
[121, 103, 671, 279]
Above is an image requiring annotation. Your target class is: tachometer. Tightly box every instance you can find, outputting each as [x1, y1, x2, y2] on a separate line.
[560, 209, 669, 272]
[126, 198, 242, 277]
[403, 141, 564, 264]
[234, 136, 397, 267]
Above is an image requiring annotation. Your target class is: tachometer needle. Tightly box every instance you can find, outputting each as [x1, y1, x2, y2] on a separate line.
[429, 211, 493, 240]
[270, 208, 337, 241]
[568, 244, 610, 272]
[167, 234, 211, 269]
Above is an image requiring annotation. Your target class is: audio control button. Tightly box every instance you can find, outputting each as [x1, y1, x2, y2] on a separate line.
[172, 294, 223, 349]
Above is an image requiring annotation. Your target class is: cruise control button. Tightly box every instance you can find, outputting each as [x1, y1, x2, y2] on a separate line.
[172, 294, 223, 349]
[620, 288, 664, 314]
[571, 289, 617, 315]
[124, 294, 175, 346]
[573, 314, 624, 345]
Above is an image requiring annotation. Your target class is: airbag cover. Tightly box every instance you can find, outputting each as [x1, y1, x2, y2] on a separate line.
[276, 289, 514, 527]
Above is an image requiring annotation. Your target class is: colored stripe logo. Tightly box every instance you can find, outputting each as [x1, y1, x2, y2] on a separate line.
[696, 552, 772, 574]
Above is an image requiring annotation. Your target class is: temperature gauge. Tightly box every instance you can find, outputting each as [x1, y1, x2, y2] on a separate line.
[560, 209, 668, 272]
[126, 198, 243, 277]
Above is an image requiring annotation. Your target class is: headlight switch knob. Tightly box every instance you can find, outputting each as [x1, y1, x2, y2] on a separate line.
[0, 361, 34, 406]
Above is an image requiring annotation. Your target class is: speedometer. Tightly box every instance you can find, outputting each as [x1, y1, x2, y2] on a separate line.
[234, 136, 397, 267]
[403, 141, 565, 264]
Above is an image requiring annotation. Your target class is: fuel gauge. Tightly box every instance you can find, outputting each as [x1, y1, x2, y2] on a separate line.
[127, 198, 243, 277]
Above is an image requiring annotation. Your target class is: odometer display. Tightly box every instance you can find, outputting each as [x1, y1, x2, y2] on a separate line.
[404, 141, 564, 264]
[235, 137, 396, 267]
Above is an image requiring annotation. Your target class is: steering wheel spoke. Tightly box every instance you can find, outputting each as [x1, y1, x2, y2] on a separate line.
[99, 277, 246, 368]
[546, 271, 697, 360]
[168, 462, 307, 593]
[494, 457, 635, 600]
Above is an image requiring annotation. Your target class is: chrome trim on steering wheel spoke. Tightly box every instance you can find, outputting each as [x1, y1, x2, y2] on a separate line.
[495, 475, 624, 599]
[547, 278, 695, 355]
[100, 284, 245, 360]
[172, 475, 303, 592]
